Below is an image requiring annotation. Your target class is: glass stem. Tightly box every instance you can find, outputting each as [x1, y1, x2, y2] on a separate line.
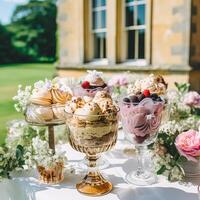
[85, 155, 103, 183]
[86, 155, 100, 171]
[136, 146, 146, 177]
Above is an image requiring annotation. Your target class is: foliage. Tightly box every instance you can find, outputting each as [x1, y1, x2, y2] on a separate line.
[0, 122, 46, 179]
[0, 120, 68, 180]
[0, 23, 24, 64]
[151, 83, 200, 181]
[0, 0, 57, 64]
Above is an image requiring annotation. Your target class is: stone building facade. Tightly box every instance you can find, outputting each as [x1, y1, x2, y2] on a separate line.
[57, 0, 200, 90]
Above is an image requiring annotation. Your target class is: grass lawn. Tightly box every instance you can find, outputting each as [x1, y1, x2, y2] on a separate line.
[0, 63, 55, 144]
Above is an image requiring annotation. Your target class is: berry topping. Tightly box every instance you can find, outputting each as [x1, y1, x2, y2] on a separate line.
[143, 89, 150, 97]
[138, 94, 145, 101]
[156, 96, 162, 102]
[130, 95, 139, 103]
[150, 93, 158, 99]
[123, 97, 131, 103]
[81, 81, 90, 89]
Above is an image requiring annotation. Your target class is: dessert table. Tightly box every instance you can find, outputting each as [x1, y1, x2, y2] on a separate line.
[0, 131, 199, 200]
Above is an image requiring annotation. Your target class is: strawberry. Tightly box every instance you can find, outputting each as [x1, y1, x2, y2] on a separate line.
[81, 81, 90, 89]
[143, 89, 150, 97]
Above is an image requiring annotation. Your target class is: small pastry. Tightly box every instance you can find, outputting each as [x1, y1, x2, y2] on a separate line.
[51, 88, 72, 104]
[30, 89, 52, 106]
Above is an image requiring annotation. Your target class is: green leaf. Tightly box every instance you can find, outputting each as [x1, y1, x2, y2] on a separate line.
[16, 145, 24, 159]
[157, 165, 167, 175]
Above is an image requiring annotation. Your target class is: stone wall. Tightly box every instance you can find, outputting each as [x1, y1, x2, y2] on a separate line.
[56, 0, 199, 90]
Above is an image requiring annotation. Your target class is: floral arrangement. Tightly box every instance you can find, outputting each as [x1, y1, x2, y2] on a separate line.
[0, 120, 68, 180]
[151, 83, 200, 181]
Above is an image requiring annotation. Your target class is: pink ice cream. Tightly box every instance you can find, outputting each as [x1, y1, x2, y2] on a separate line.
[120, 98, 164, 144]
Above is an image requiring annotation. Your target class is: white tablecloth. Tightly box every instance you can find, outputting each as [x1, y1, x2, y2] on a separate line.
[0, 132, 199, 200]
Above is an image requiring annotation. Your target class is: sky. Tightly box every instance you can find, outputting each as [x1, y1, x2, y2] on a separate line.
[0, 0, 28, 24]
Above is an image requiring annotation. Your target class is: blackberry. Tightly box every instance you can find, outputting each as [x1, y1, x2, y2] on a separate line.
[123, 97, 131, 103]
[130, 95, 139, 103]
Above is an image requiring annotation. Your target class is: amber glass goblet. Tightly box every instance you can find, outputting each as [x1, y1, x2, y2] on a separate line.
[65, 109, 119, 196]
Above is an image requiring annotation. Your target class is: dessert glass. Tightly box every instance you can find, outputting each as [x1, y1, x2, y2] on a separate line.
[37, 161, 64, 184]
[65, 109, 119, 196]
[120, 97, 164, 186]
[73, 86, 113, 170]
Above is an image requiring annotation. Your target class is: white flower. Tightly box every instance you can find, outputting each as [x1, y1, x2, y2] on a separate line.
[13, 85, 32, 112]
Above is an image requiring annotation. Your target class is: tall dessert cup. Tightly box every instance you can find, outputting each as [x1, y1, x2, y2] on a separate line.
[120, 97, 164, 186]
[65, 108, 119, 196]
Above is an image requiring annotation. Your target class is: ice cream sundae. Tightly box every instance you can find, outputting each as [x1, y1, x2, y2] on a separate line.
[74, 70, 109, 97]
[65, 91, 119, 196]
[120, 74, 166, 185]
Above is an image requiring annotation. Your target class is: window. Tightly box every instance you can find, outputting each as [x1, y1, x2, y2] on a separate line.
[92, 0, 107, 59]
[125, 0, 146, 60]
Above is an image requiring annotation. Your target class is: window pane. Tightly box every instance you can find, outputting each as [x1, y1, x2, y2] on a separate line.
[94, 32, 106, 58]
[137, 4, 145, 25]
[138, 29, 145, 58]
[126, 6, 134, 26]
[93, 0, 106, 8]
[126, 0, 134, 2]
[92, 11, 100, 29]
[100, 0, 106, 6]
[127, 30, 135, 59]
[101, 10, 106, 28]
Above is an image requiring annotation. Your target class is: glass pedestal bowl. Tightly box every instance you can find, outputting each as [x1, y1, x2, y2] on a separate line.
[25, 103, 65, 125]
[25, 103, 66, 151]
[65, 109, 119, 196]
[120, 97, 164, 186]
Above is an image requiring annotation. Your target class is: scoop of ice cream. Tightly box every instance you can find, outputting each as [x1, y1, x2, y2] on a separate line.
[93, 91, 117, 117]
[30, 89, 52, 106]
[90, 77, 105, 87]
[74, 102, 103, 121]
[83, 96, 93, 103]
[65, 97, 86, 114]
[84, 70, 106, 87]
[94, 91, 112, 100]
[51, 89, 72, 104]
[128, 74, 167, 95]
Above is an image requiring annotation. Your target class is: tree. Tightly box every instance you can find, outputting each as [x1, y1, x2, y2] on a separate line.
[8, 0, 57, 62]
[0, 23, 22, 64]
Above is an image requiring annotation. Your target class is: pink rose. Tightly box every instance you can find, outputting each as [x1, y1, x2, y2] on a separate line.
[108, 74, 128, 87]
[175, 129, 200, 162]
[183, 91, 200, 108]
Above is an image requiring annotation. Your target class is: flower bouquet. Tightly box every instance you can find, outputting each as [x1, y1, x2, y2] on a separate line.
[151, 83, 200, 181]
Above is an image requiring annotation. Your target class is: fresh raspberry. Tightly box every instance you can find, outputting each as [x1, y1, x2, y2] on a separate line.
[143, 89, 150, 97]
[81, 81, 90, 89]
